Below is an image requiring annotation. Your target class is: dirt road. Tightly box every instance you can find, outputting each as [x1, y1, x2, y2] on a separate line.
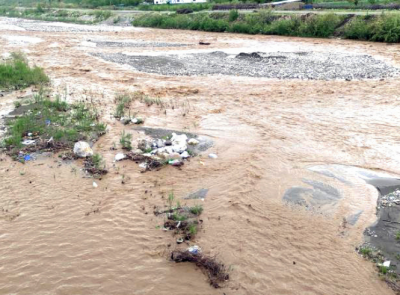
[1, 17, 400, 295]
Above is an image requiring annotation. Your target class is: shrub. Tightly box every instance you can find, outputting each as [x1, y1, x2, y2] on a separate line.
[264, 17, 300, 36]
[342, 17, 373, 40]
[0, 53, 49, 90]
[371, 14, 400, 43]
[120, 130, 132, 150]
[299, 14, 343, 38]
[228, 9, 239, 22]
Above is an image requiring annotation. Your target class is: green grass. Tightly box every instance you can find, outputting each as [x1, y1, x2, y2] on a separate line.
[172, 212, 188, 221]
[190, 204, 203, 216]
[0, 53, 49, 90]
[92, 153, 104, 169]
[167, 191, 175, 209]
[114, 93, 132, 118]
[188, 223, 198, 236]
[132, 11, 400, 43]
[359, 246, 372, 257]
[119, 130, 132, 150]
[379, 265, 389, 275]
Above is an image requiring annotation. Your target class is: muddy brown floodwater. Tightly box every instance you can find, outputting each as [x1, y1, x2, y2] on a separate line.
[1, 17, 400, 295]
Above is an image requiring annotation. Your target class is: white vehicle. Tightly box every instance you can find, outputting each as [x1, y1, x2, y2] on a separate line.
[154, 0, 207, 4]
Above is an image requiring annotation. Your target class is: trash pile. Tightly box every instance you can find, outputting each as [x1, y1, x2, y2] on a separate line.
[155, 191, 228, 288]
[117, 132, 202, 171]
[379, 189, 400, 207]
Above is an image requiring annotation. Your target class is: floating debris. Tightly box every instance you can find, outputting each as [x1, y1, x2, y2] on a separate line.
[171, 250, 229, 288]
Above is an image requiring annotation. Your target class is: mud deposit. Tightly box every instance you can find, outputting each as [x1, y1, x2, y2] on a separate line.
[93, 51, 400, 80]
[2, 16, 400, 295]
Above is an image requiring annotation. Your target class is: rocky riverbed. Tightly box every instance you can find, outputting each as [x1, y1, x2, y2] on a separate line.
[92, 50, 400, 80]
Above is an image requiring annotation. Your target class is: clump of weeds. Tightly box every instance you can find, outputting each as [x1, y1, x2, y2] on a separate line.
[120, 130, 132, 150]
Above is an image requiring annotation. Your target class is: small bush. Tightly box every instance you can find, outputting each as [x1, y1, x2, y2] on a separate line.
[228, 9, 239, 22]
[371, 14, 400, 43]
[120, 130, 132, 150]
[343, 17, 373, 40]
[299, 14, 343, 38]
[92, 153, 104, 169]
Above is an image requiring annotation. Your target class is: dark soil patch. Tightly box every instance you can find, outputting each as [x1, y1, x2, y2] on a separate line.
[171, 250, 229, 288]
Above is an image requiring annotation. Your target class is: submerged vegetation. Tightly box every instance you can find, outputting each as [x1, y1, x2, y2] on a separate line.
[0, 53, 49, 90]
[132, 11, 400, 43]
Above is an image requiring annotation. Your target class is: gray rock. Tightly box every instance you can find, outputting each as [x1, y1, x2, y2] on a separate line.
[73, 141, 93, 158]
[184, 188, 209, 200]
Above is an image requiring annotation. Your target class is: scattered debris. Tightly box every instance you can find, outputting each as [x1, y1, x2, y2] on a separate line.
[22, 139, 35, 145]
[380, 189, 400, 207]
[125, 152, 164, 172]
[93, 181, 98, 188]
[118, 130, 212, 171]
[208, 153, 218, 159]
[199, 41, 210, 45]
[171, 250, 229, 288]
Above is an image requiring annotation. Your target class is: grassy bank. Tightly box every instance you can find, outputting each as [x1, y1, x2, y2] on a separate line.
[0, 6, 113, 24]
[132, 11, 400, 43]
[0, 53, 49, 90]
[2, 90, 106, 158]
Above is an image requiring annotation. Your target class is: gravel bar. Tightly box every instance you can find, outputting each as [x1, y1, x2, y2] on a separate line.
[92, 51, 400, 80]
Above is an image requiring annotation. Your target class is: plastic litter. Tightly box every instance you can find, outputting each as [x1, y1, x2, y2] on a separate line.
[24, 155, 32, 161]
[187, 245, 201, 255]
[208, 153, 218, 159]
[383, 261, 391, 268]
[22, 139, 35, 145]
[139, 162, 147, 169]
[93, 182, 98, 188]
[176, 237, 184, 244]
[114, 153, 126, 161]
[180, 151, 190, 159]
[45, 119, 51, 126]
